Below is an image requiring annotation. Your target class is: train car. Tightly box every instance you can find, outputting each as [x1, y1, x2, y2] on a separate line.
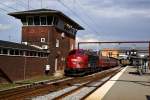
[65, 49, 118, 76]
[109, 57, 118, 67]
[65, 49, 89, 76]
[99, 56, 110, 69]
[120, 59, 130, 67]
[99, 57, 118, 69]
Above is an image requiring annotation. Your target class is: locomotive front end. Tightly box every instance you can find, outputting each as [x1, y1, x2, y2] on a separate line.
[65, 49, 88, 76]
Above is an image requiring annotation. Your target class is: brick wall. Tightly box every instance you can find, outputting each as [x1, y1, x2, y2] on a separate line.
[22, 26, 75, 73]
[0, 55, 48, 83]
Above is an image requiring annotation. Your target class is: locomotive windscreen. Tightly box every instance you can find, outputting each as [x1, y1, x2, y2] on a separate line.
[68, 49, 84, 55]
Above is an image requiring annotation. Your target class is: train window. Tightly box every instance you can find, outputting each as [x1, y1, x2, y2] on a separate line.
[69, 50, 84, 55]
[47, 16, 53, 25]
[68, 50, 76, 55]
[78, 50, 84, 54]
[28, 17, 34, 25]
[40, 16, 47, 25]
[34, 16, 40, 25]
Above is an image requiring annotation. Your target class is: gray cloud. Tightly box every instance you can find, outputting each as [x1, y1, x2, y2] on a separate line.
[0, 0, 149, 48]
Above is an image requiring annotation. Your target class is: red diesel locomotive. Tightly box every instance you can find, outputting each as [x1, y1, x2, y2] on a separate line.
[65, 49, 118, 76]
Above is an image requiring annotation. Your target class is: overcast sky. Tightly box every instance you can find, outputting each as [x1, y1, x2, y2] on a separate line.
[0, 0, 150, 49]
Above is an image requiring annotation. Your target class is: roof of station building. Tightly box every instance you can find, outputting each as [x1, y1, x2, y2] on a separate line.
[8, 9, 84, 30]
[0, 40, 46, 52]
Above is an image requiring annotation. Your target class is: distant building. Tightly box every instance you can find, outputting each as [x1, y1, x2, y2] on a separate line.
[9, 9, 84, 76]
[0, 40, 48, 83]
[100, 48, 119, 58]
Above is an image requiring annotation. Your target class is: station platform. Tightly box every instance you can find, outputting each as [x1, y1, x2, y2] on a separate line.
[86, 66, 150, 100]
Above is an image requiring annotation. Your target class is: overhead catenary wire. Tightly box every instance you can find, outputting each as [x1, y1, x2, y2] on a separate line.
[57, 0, 99, 34]
[0, 2, 19, 11]
[0, 7, 9, 12]
[76, 1, 101, 34]
[16, 0, 35, 10]
[0, 0, 33, 12]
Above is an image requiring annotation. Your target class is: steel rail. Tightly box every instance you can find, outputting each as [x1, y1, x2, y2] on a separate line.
[50, 67, 122, 100]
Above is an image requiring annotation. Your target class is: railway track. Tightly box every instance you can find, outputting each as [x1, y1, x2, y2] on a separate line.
[0, 67, 122, 100]
[33, 67, 122, 100]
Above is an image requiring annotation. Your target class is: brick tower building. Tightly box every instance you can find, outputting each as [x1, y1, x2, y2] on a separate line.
[9, 9, 84, 75]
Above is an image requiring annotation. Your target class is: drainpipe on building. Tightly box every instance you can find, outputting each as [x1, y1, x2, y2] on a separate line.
[149, 42, 150, 69]
[24, 52, 26, 80]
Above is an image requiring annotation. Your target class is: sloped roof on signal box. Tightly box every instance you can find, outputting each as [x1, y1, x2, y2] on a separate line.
[0, 40, 46, 52]
[8, 9, 84, 30]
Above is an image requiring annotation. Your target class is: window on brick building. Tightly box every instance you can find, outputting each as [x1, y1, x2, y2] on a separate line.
[41, 38, 46, 43]
[34, 16, 40, 25]
[10, 49, 15, 55]
[26, 51, 30, 56]
[20, 50, 24, 56]
[0, 48, 2, 54]
[56, 39, 59, 47]
[47, 16, 53, 25]
[14, 50, 19, 55]
[2, 49, 8, 54]
[21, 17, 27, 25]
[53, 17, 59, 25]
[28, 17, 34, 25]
[40, 16, 47, 25]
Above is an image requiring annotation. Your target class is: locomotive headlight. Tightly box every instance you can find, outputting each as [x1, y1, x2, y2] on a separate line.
[71, 58, 82, 65]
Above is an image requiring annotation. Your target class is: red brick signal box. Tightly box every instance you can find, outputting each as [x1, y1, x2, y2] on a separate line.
[9, 9, 84, 75]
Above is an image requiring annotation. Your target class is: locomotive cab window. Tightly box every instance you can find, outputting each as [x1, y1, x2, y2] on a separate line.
[68, 50, 76, 55]
[68, 50, 84, 55]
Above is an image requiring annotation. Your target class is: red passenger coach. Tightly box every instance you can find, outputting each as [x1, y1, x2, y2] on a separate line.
[99, 57, 110, 69]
